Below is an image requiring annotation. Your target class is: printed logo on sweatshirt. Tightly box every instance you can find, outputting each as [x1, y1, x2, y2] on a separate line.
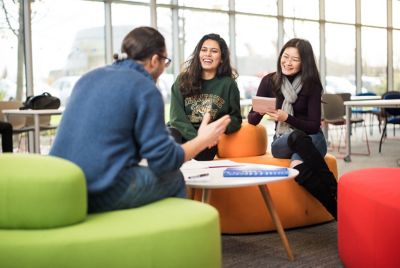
[185, 93, 225, 123]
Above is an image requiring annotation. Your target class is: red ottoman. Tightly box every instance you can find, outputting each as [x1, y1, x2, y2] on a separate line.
[338, 168, 400, 268]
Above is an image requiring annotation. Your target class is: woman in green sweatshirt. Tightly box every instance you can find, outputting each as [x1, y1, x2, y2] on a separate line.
[169, 33, 242, 160]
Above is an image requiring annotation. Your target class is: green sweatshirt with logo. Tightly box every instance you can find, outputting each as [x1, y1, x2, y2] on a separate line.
[169, 76, 242, 140]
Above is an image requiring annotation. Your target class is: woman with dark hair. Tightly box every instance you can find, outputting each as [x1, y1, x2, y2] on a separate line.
[248, 38, 337, 219]
[169, 33, 242, 160]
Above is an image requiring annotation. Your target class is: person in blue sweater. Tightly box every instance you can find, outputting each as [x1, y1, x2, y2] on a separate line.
[50, 27, 231, 213]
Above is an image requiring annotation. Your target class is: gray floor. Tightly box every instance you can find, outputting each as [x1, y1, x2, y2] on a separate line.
[222, 119, 399, 267]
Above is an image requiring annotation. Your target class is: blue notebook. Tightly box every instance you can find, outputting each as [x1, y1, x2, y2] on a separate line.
[223, 167, 289, 177]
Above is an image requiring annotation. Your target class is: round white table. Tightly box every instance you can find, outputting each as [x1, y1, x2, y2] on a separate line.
[181, 161, 299, 261]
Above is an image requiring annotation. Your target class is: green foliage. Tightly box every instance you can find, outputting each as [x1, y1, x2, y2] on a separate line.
[0, 90, 6, 100]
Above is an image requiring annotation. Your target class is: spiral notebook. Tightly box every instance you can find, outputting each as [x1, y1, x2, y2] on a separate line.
[223, 167, 289, 177]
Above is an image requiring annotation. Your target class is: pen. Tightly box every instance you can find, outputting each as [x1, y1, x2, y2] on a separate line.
[208, 165, 243, 168]
[188, 173, 209, 179]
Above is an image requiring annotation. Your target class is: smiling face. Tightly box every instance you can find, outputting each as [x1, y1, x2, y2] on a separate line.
[199, 39, 222, 78]
[280, 47, 301, 76]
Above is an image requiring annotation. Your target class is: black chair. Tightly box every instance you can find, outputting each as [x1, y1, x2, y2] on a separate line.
[379, 91, 400, 153]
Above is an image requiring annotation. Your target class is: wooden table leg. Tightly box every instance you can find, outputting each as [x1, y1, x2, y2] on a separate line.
[201, 188, 210, 203]
[187, 187, 195, 199]
[258, 184, 294, 261]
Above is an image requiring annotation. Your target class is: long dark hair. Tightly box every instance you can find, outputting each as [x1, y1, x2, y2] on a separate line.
[179, 33, 237, 97]
[119, 26, 166, 61]
[273, 38, 322, 95]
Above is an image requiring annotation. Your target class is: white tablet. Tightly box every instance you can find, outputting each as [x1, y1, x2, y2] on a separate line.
[252, 96, 277, 113]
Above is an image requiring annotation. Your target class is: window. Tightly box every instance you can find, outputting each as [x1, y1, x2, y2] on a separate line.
[394, 30, 400, 91]
[283, 0, 319, 20]
[235, 15, 277, 99]
[31, 0, 105, 100]
[325, 23, 356, 95]
[361, 0, 387, 27]
[235, 15, 278, 76]
[112, 3, 151, 51]
[177, 0, 228, 11]
[283, 19, 320, 64]
[0, 0, 21, 100]
[2, 0, 399, 105]
[394, 0, 400, 28]
[234, 0, 277, 15]
[325, 0, 355, 23]
[178, 9, 229, 59]
[361, 27, 387, 95]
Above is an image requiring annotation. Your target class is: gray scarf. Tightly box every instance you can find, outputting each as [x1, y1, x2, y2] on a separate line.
[276, 75, 303, 135]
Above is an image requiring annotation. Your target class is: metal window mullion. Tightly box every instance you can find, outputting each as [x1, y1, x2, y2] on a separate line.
[228, 0, 236, 68]
[387, 0, 393, 92]
[171, 0, 180, 77]
[104, 0, 113, 64]
[355, 0, 362, 94]
[277, 0, 284, 54]
[319, 0, 326, 87]
[150, 0, 157, 28]
[23, 0, 33, 96]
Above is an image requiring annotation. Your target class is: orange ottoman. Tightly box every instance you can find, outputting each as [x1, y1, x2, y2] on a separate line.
[191, 122, 337, 234]
[338, 168, 400, 268]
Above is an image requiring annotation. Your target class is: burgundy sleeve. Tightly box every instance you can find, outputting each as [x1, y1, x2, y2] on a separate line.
[247, 74, 276, 125]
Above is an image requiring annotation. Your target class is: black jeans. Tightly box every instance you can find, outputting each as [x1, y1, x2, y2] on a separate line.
[167, 126, 217, 161]
[0, 121, 13, 153]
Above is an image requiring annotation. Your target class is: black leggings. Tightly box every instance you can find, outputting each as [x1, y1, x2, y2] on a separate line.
[0, 121, 13, 153]
[168, 127, 217, 161]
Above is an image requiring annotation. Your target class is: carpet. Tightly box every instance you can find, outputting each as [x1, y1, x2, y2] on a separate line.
[222, 221, 344, 267]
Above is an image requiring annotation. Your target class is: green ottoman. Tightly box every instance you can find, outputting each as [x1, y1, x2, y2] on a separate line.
[0, 154, 221, 268]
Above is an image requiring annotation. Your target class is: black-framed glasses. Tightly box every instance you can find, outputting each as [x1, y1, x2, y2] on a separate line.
[158, 55, 172, 67]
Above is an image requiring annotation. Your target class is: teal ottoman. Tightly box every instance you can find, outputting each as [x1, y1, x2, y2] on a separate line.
[0, 154, 221, 268]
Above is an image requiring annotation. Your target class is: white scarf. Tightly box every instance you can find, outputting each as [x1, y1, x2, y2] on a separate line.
[276, 75, 303, 135]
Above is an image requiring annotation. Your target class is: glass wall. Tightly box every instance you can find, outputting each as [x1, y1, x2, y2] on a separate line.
[283, 19, 320, 61]
[1, 0, 399, 106]
[112, 3, 151, 48]
[361, 27, 387, 95]
[0, 0, 22, 100]
[31, 1, 105, 106]
[178, 10, 229, 60]
[283, 0, 319, 20]
[361, 0, 386, 27]
[393, 0, 400, 92]
[235, 15, 277, 99]
[235, 0, 277, 15]
[394, 30, 400, 92]
[325, 24, 356, 95]
[325, 0, 354, 23]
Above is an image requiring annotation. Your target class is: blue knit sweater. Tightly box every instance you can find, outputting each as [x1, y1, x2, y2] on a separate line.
[50, 59, 184, 197]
